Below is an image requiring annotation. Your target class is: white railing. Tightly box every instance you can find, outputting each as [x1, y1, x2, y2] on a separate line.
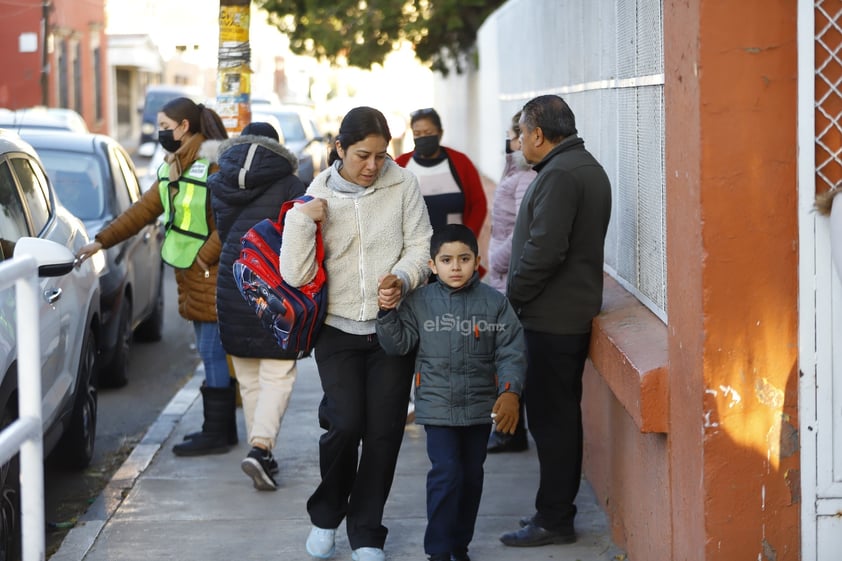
[0, 255, 45, 561]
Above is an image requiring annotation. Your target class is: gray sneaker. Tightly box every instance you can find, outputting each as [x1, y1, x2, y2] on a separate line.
[306, 526, 336, 558]
[351, 547, 385, 561]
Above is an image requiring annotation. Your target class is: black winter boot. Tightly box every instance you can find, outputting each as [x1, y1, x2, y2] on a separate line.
[173, 383, 237, 456]
[183, 380, 239, 445]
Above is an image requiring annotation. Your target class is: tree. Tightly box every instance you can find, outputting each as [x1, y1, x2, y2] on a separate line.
[256, 0, 506, 75]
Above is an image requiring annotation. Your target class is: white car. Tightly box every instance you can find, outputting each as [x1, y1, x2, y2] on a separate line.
[0, 129, 101, 558]
[0, 107, 89, 134]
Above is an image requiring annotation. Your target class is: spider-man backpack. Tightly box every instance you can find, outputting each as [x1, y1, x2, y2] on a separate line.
[232, 196, 327, 357]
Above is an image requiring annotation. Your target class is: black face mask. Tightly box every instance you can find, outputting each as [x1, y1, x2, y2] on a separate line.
[158, 129, 181, 153]
[414, 135, 440, 158]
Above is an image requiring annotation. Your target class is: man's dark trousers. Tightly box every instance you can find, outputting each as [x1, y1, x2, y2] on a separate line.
[523, 329, 591, 532]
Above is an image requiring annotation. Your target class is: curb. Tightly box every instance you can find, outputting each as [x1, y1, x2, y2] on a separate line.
[49, 369, 203, 561]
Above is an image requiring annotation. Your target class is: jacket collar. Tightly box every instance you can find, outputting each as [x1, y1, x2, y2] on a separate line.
[435, 270, 481, 293]
[532, 134, 584, 172]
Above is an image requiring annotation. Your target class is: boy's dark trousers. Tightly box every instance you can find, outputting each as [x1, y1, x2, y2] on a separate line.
[424, 423, 492, 556]
[307, 325, 414, 550]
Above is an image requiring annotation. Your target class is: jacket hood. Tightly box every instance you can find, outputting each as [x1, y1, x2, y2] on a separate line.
[208, 134, 299, 205]
[309, 157, 409, 197]
[200, 139, 225, 164]
[509, 150, 531, 171]
[215, 134, 298, 174]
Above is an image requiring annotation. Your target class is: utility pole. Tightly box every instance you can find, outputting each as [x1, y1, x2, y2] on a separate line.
[217, 0, 251, 135]
[40, 0, 51, 106]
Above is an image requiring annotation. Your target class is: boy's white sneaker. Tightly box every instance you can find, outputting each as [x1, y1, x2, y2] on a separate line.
[351, 547, 386, 561]
[306, 526, 336, 558]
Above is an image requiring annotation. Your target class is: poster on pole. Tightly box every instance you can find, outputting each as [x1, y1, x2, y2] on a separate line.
[217, 3, 251, 134]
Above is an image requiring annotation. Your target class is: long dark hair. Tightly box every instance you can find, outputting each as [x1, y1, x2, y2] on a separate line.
[328, 106, 391, 165]
[161, 97, 228, 140]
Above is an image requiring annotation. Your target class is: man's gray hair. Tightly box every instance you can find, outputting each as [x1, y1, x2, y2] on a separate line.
[521, 95, 577, 143]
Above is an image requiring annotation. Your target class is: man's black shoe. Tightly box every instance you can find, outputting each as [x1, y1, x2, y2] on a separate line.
[450, 549, 471, 561]
[519, 513, 536, 527]
[500, 523, 577, 547]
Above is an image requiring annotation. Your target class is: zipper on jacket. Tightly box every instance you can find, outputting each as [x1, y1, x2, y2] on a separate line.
[354, 199, 366, 321]
[415, 372, 421, 388]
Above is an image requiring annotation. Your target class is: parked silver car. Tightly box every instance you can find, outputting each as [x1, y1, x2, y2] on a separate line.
[20, 130, 165, 388]
[0, 129, 101, 559]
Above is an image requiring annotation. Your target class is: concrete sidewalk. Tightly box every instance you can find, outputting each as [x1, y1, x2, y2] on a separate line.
[51, 356, 625, 561]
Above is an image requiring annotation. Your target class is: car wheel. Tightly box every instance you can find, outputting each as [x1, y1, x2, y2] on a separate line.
[100, 299, 131, 388]
[134, 269, 164, 342]
[0, 406, 20, 561]
[53, 329, 98, 469]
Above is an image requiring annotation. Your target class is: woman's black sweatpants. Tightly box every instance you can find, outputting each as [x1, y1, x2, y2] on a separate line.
[307, 325, 414, 550]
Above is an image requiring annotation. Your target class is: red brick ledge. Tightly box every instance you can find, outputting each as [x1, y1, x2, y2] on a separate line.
[589, 275, 669, 433]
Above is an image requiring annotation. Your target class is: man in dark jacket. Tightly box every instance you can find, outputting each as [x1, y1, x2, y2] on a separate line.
[209, 122, 306, 491]
[500, 95, 612, 546]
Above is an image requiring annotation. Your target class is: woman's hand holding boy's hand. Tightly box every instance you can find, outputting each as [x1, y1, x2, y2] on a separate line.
[296, 198, 327, 222]
[378, 273, 402, 310]
[492, 392, 520, 434]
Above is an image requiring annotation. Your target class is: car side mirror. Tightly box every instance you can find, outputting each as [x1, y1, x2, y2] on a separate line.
[12, 237, 77, 277]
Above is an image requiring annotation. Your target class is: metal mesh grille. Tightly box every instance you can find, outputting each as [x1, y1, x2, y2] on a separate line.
[637, 86, 666, 309]
[816, 0, 842, 191]
[495, 0, 665, 318]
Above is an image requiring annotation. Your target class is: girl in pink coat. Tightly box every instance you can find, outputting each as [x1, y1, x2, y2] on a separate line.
[486, 111, 537, 293]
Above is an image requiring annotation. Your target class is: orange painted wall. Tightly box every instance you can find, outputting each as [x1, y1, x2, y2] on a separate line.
[584, 1, 800, 560]
[665, 0, 800, 559]
[583, 366, 671, 560]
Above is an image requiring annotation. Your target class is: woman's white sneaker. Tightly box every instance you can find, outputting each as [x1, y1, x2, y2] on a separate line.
[351, 547, 386, 561]
[306, 526, 336, 558]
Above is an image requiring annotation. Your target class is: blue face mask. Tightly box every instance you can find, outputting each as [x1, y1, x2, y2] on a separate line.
[158, 129, 181, 153]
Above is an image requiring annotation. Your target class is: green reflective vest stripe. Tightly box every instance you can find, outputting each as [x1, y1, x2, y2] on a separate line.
[157, 159, 211, 269]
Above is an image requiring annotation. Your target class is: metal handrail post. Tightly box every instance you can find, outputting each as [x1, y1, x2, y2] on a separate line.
[0, 256, 46, 561]
[16, 270, 44, 561]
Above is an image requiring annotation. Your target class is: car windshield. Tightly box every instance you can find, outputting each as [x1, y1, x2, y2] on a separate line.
[276, 113, 306, 142]
[37, 150, 105, 220]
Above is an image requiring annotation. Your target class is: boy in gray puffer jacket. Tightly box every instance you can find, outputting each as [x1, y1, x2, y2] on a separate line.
[376, 224, 526, 561]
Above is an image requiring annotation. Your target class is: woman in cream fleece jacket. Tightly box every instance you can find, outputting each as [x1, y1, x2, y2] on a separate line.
[280, 107, 432, 561]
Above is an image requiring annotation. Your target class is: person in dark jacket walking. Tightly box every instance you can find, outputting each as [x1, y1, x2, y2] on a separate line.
[377, 224, 525, 561]
[499, 95, 612, 547]
[209, 122, 306, 490]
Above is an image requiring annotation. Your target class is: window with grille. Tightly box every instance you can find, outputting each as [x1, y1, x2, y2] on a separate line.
[815, 0, 842, 193]
[496, 0, 667, 320]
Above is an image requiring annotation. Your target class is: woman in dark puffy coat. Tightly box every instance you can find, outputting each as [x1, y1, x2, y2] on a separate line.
[209, 122, 306, 491]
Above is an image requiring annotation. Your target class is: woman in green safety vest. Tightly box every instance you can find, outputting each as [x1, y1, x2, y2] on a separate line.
[76, 97, 236, 457]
